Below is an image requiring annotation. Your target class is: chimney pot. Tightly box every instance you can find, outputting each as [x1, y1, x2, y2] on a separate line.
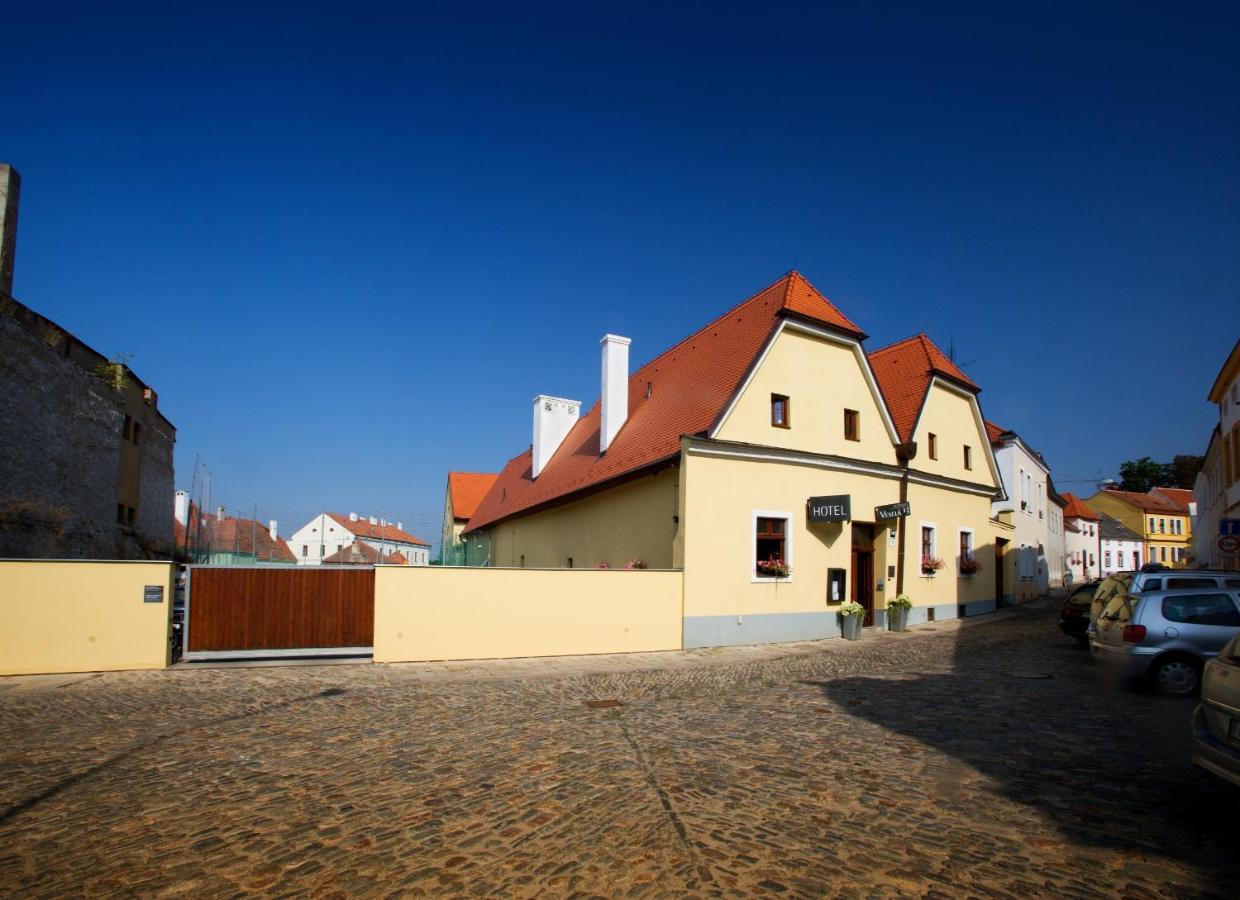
[174, 490, 189, 526]
[600, 334, 631, 453]
[349, 512, 358, 521]
[269, 520, 278, 541]
[216, 506, 225, 521]
[369, 515, 378, 526]
[531, 394, 581, 478]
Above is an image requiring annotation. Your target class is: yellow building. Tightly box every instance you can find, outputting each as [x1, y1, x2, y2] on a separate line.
[1086, 489, 1191, 569]
[439, 472, 498, 565]
[464, 273, 1012, 645]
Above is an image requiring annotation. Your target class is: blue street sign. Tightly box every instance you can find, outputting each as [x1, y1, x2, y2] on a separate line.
[1221, 519, 1240, 537]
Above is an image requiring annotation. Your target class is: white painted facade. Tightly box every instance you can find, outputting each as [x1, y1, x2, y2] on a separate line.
[1064, 516, 1100, 583]
[1099, 514, 1144, 576]
[286, 512, 430, 566]
[990, 432, 1063, 598]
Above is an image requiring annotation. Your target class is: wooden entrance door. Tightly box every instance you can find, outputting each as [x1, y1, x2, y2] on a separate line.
[187, 567, 375, 654]
[995, 538, 1008, 608]
[851, 524, 876, 626]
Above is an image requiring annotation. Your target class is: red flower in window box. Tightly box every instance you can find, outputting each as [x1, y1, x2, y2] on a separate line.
[757, 558, 792, 579]
[920, 556, 945, 574]
[959, 556, 984, 575]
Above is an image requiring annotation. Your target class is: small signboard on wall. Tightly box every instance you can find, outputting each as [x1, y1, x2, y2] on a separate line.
[143, 585, 164, 603]
[808, 495, 851, 523]
[827, 568, 847, 604]
[875, 501, 910, 521]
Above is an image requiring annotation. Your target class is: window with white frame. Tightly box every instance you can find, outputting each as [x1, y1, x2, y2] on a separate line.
[920, 524, 938, 574]
[753, 511, 793, 580]
[958, 529, 975, 575]
[1105, 550, 1111, 568]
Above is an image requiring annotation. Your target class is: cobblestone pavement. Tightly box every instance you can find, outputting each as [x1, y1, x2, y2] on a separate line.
[3, 600, 1238, 898]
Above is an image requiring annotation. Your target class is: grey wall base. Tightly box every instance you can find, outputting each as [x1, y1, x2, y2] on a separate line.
[684, 603, 960, 648]
[959, 598, 997, 617]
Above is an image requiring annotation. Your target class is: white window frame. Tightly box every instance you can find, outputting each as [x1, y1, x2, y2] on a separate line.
[957, 527, 974, 576]
[751, 509, 794, 584]
[919, 521, 938, 577]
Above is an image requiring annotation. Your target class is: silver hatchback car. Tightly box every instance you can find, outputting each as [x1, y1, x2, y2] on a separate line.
[1091, 587, 1240, 696]
[1193, 634, 1240, 787]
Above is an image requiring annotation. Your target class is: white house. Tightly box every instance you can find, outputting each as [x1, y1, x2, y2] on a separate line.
[1195, 339, 1240, 571]
[1098, 512, 1143, 576]
[1062, 492, 1101, 584]
[988, 422, 1065, 601]
[286, 512, 431, 566]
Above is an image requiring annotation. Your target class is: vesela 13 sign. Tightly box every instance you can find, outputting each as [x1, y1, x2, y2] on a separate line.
[807, 495, 851, 522]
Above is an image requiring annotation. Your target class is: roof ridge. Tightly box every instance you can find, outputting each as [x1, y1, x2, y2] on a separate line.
[867, 332, 926, 357]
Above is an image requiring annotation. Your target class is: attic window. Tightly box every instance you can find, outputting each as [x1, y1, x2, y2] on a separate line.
[963, 445, 973, 470]
[928, 433, 938, 460]
[771, 394, 790, 429]
[844, 409, 859, 442]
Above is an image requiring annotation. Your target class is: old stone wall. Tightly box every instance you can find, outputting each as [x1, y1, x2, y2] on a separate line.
[0, 304, 175, 559]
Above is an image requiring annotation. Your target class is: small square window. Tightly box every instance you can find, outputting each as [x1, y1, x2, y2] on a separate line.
[928, 433, 938, 460]
[567, 557, 574, 568]
[122, 415, 132, 441]
[770, 394, 790, 428]
[963, 445, 973, 470]
[132, 422, 141, 445]
[843, 409, 859, 441]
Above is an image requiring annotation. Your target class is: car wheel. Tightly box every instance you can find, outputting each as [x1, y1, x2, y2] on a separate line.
[1153, 658, 1200, 696]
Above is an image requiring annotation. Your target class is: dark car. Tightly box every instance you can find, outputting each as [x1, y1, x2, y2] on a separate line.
[1060, 580, 1101, 643]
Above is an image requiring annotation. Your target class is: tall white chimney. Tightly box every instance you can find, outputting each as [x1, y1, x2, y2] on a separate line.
[216, 506, 225, 521]
[600, 334, 631, 454]
[349, 512, 358, 522]
[174, 490, 189, 526]
[268, 520, 278, 541]
[532, 395, 581, 478]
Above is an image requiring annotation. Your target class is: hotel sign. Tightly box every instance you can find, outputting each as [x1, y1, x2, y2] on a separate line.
[875, 501, 911, 521]
[808, 495, 851, 523]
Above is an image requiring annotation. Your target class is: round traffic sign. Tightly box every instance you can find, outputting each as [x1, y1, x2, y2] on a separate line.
[1219, 534, 1240, 554]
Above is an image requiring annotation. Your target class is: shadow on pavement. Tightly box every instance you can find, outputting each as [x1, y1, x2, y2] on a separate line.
[806, 603, 1240, 897]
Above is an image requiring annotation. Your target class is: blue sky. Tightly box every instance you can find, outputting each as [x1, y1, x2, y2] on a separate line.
[5, 2, 1238, 547]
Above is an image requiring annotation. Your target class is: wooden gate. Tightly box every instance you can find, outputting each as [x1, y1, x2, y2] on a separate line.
[185, 566, 375, 658]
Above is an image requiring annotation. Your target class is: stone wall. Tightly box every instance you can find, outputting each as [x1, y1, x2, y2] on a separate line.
[0, 298, 175, 559]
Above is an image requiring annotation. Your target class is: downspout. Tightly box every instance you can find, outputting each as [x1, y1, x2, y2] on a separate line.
[895, 441, 918, 595]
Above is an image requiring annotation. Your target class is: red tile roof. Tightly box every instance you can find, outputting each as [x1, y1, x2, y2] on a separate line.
[322, 542, 407, 565]
[190, 516, 297, 562]
[447, 472, 500, 521]
[1096, 489, 1183, 515]
[1061, 492, 1101, 522]
[326, 513, 430, 546]
[466, 272, 864, 533]
[984, 421, 1006, 446]
[1150, 487, 1193, 513]
[868, 333, 979, 443]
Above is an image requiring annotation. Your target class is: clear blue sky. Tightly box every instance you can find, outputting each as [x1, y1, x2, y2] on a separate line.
[5, 2, 1238, 547]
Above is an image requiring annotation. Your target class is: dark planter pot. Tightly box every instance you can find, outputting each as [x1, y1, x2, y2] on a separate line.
[888, 607, 909, 632]
[841, 615, 862, 641]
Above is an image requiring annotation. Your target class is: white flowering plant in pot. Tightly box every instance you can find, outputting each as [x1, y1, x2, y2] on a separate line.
[839, 600, 866, 618]
[887, 595, 913, 612]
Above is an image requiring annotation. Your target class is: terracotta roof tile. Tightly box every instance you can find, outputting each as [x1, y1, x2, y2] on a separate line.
[868, 333, 979, 443]
[1150, 487, 1193, 513]
[984, 421, 1007, 445]
[466, 272, 863, 533]
[322, 542, 406, 565]
[1061, 492, 1101, 522]
[326, 513, 430, 546]
[447, 472, 500, 521]
[1095, 489, 1183, 515]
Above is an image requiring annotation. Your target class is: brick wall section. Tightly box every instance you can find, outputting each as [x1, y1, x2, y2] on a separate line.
[0, 295, 175, 559]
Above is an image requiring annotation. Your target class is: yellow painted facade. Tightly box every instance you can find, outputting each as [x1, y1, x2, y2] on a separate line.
[486, 466, 679, 570]
[0, 560, 173, 675]
[1087, 492, 1191, 569]
[714, 328, 898, 465]
[373, 567, 682, 662]
[911, 381, 999, 486]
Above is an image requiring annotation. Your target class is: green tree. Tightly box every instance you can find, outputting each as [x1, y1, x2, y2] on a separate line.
[1117, 457, 1169, 493]
[1166, 455, 1204, 489]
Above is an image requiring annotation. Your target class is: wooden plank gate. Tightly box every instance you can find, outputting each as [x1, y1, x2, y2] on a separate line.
[184, 566, 375, 659]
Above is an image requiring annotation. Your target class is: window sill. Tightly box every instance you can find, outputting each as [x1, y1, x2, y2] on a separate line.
[752, 575, 793, 584]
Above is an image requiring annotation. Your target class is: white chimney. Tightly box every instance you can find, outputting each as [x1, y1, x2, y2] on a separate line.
[174, 490, 189, 526]
[268, 520, 278, 541]
[397, 521, 403, 531]
[600, 334, 631, 454]
[349, 512, 358, 522]
[369, 515, 378, 526]
[216, 506, 225, 521]
[532, 394, 581, 478]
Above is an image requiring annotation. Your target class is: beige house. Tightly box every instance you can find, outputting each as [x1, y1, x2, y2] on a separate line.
[440, 472, 498, 565]
[464, 273, 1012, 646]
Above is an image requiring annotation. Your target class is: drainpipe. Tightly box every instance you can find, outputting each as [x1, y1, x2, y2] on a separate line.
[895, 441, 917, 596]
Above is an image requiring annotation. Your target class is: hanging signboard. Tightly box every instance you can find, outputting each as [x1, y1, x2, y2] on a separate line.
[808, 495, 851, 522]
[875, 501, 910, 521]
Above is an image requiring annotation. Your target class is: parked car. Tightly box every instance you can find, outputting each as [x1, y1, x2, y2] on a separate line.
[1059, 580, 1101, 643]
[1193, 633, 1240, 787]
[1091, 587, 1240, 696]
[1088, 570, 1240, 632]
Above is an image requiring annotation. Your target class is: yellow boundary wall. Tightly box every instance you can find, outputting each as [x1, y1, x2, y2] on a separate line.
[374, 567, 683, 662]
[0, 560, 173, 675]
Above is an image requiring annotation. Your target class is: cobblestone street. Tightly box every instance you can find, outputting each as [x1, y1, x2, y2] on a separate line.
[2, 599, 1238, 898]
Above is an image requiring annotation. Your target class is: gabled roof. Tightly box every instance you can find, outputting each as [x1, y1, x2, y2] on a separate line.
[984, 420, 1007, 446]
[322, 542, 406, 565]
[868, 333, 979, 443]
[466, 272, 864, 533]
[1095, 489, 1183, 515]
[1061, 492, 1101, 522]
[1098, 512, 1142, 542]
[197, 516, 297, 562]
[447, 472, 500, 521]
[326, 513, 430, 546]
[1150, 487, 1193, 513]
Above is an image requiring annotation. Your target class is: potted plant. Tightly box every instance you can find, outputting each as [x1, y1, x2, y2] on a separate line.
[959, 556, 984, 576]
[839, 600, 865, 640]
[921, 556, 945, 576]
[887, 595, 913, 632]
[624, 558, 648, 570]
[756, 558, 792, 579]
